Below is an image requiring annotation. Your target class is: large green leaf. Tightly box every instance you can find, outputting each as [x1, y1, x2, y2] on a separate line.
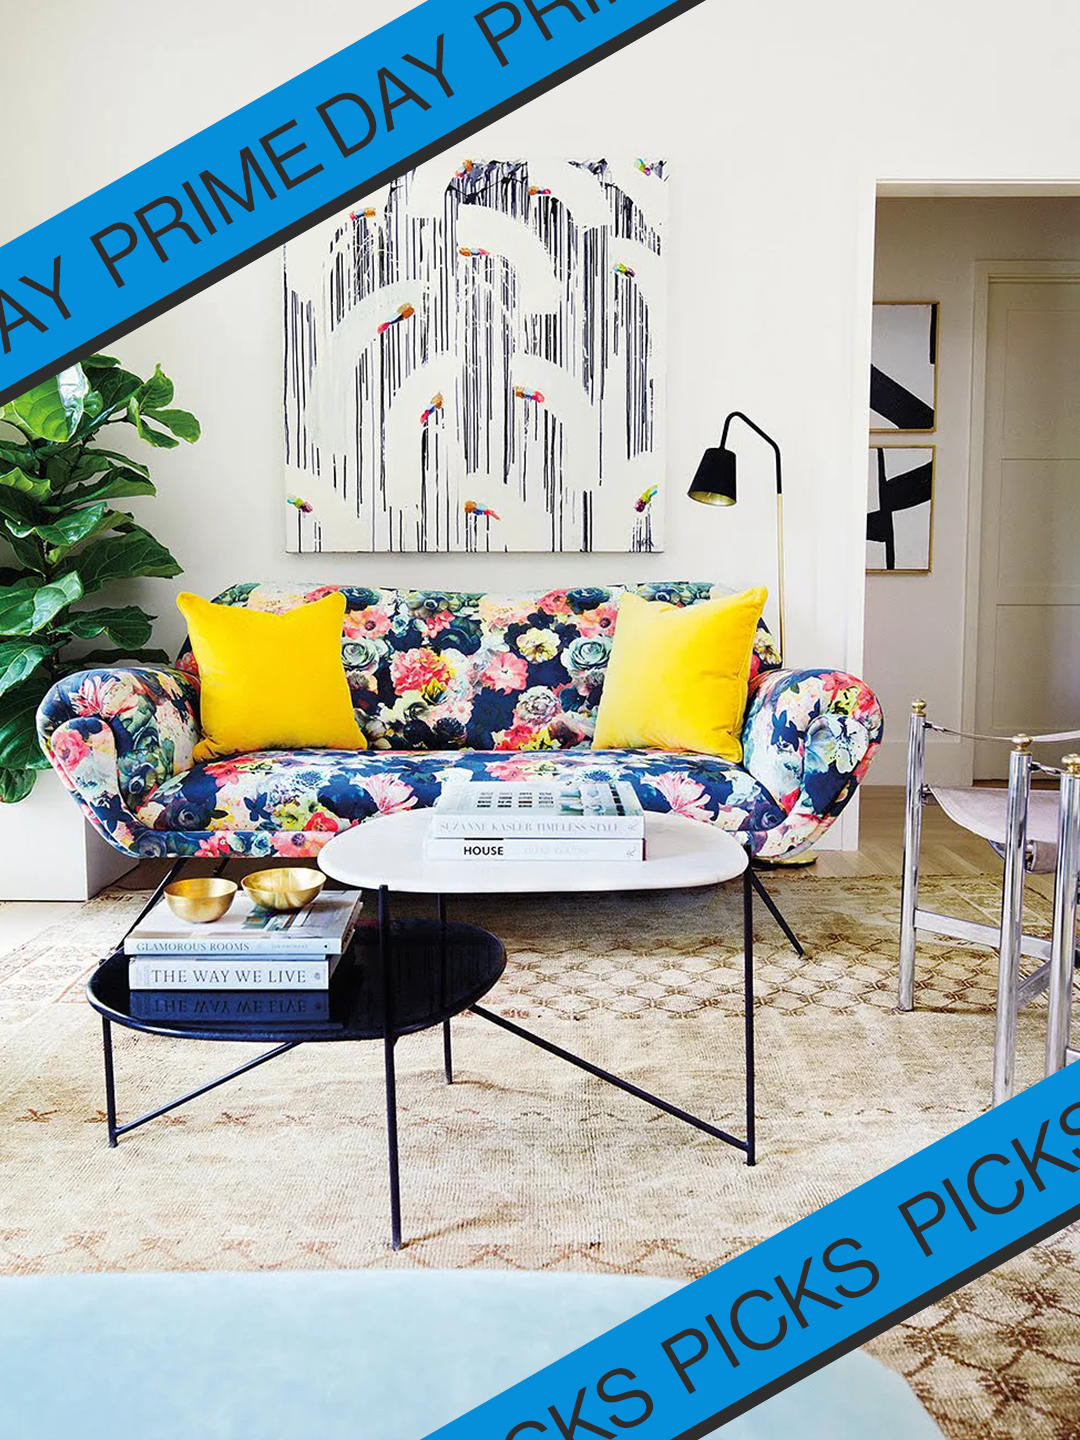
[48, 467, 155, 510]
[0, 440, 37, 472]
[60, 605, 154, 649]
[0, 572, 84, 636]
[6, 500, 108, 547]
[0, 679, 53, 770]
[146, 407, 200, 443]
[74, 526, 181, 593]
[0, 485, 42, 528]
[6, 368, 90, 442]
[136, 365, 175, 411]
[127, 403, 180, 449]
[83, 449, 151, 478]
[3, 531, 46, 576]
[0, 765, 37, 803]
[88, 367, 143, 416]
[0, 640, 51, 697]
[83, 354, 120, 369]
[49, 510, 134, 566]
[0, 465, 50, 500]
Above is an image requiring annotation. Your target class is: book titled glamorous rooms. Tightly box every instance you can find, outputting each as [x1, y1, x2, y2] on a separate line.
[124, 889, 363, 955]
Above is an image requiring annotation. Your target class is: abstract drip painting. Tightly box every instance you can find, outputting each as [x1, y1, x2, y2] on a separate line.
[866, 445, 935, 573]
[870, 301, 938, 432]
[283, 157, 668, 553]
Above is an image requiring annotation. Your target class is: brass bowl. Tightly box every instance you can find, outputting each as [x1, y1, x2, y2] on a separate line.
[164, 876, 238, 924]
[242, 866, 325, 913]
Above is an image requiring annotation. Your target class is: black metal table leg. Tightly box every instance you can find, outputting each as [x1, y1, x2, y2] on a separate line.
[101, 1016, 118, 1148]
[749, 869, 805, 959]
[743, 866, 756, 1167]
[438, 894, 453, 1084]
[379, 884, 403, 1251]
[469, 860, 759, 1163]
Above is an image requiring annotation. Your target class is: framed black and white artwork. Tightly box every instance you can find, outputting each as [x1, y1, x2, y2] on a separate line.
[282, 156, 668, 554]
[866, 445, 935, 574]
[870, 301, 938, 432]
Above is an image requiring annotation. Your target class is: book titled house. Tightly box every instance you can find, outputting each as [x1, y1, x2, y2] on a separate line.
[423, 836, 645, 862]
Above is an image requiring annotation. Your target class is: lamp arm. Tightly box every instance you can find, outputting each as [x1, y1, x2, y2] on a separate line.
[719, 411, 783, 495]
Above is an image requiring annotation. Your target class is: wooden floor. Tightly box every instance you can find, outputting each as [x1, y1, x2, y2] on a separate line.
[814, 786, 999, 877]
[813, 785, 1054, 899]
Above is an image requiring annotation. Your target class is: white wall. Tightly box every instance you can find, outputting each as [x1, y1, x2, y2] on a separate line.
[5, 0, 1080, 843]
[866, 197, 1080, 784]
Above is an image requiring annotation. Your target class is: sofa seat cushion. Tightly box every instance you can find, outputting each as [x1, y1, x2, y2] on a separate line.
[135, 748, 787, 841]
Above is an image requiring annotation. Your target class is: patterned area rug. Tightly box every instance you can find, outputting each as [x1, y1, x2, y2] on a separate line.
[0, 872, 1077, 1440]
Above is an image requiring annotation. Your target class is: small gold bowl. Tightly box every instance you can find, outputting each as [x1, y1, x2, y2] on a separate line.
[242, 866, 325, 913]
[164, 876, 238, 924]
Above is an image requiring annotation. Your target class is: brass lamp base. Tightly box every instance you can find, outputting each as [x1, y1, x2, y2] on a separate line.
[752, 850, 817, 870]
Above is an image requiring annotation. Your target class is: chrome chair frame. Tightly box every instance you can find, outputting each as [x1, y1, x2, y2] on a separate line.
[898, 699, 1080, 1106]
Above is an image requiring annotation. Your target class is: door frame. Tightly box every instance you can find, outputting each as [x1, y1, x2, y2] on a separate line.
[962, 259, 1080, 769]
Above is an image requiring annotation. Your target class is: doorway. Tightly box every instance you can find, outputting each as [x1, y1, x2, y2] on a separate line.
[863, 197, 1080, 788]
[972, 267, 1080, 778]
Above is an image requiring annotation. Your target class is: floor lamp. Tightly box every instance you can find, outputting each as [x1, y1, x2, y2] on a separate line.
[689, 412, 812, 867]
[687, 410, 786, 665]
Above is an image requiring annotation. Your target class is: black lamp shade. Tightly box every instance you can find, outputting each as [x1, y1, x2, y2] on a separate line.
[688, 446, 738, 506]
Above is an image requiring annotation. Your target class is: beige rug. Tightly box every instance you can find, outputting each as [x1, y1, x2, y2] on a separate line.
[0, 873, 1077, 1440]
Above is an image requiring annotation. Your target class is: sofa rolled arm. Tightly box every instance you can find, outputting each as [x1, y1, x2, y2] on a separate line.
[37, 667, 201, 855]
[741, 667, 884, 858]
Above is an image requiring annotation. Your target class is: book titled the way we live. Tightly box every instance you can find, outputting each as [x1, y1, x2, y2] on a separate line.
[127, 953, 345, 992]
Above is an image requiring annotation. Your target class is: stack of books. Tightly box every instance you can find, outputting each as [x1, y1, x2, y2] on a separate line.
[424, 782, 646, 862]
[124, 887, 364, 1019]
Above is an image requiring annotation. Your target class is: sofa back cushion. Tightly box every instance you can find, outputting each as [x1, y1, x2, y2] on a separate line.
[176, 584, 780, 752]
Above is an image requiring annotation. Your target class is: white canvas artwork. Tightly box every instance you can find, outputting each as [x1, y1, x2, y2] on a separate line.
[283, 157, 668, 553]
[866, 445, 935, 573]
[870, 301, 938, 432]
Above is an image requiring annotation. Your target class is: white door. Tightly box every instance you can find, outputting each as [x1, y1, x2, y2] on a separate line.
[975, 276, 1080, 779]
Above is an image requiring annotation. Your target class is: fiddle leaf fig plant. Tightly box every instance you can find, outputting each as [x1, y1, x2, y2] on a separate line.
[0, 356, 199, 803]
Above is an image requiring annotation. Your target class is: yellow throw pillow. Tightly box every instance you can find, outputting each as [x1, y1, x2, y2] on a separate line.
[592, 588, 768, 761]
[177, 591, 367, 763]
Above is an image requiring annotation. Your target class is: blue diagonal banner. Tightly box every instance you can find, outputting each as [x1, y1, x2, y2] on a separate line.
[0, 0, 704, 406]
[425, 1064, 1080, 1438]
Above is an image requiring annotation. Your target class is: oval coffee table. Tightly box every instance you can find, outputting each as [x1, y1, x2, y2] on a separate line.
[319, 811, 758, 1244]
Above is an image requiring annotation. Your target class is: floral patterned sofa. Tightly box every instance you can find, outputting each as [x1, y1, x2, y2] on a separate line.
[37, 582, 883, 861]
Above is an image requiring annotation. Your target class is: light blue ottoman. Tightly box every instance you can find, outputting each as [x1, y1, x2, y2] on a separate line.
[0, 1271, 942, 1439]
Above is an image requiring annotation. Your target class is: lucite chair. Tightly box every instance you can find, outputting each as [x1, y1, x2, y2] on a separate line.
[898, 699, 1080, 1106]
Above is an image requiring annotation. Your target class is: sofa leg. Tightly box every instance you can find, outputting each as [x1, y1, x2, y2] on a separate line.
[115, 857, 186, 949]
[749, 871, 805, 959]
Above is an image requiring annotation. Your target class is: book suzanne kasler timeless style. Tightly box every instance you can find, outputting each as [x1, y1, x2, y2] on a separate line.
[428, 782, 645, 841]
[124, 888, 363, 956]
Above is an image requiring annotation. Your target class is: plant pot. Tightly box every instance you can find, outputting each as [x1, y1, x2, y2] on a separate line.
[0, 769, 135, 901]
